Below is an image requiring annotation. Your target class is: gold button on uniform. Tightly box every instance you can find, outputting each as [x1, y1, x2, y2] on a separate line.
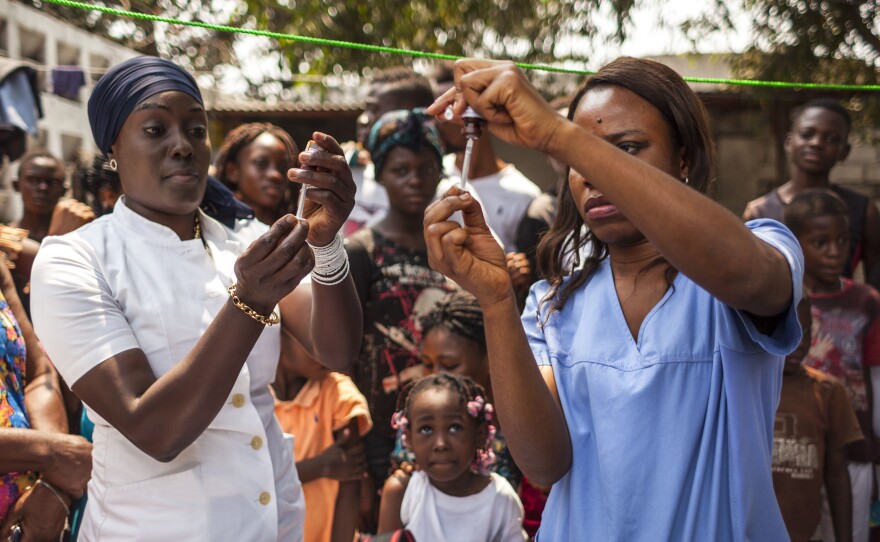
[231, 394, 245, 408]
[251, 436, 263, 450]
[259, 492, 271, 505]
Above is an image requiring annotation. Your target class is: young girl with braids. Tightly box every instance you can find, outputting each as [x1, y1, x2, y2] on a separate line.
[408, 290, 549, 536]
[377, 374, 527, 541]
[392, 291, 521, 484]
[214, 122, 300, 224]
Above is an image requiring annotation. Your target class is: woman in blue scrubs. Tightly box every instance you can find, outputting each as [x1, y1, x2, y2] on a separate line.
[423, 57, 803, 541]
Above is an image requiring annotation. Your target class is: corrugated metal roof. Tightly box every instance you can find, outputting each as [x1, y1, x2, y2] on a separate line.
[208, 98, 362, 113]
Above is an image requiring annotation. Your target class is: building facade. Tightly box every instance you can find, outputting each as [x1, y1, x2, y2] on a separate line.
[0, 0, 138, 219]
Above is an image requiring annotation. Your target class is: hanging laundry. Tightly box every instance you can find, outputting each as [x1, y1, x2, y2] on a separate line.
[51, 66, 86, 99]
[0, 58, 42, 162]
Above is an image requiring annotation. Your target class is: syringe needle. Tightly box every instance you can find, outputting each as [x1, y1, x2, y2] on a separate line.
[459, 106, 485, 192]
[459, 138, 474, 191]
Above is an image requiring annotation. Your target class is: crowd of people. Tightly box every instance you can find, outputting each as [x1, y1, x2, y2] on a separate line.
[0, 51, 876, 542]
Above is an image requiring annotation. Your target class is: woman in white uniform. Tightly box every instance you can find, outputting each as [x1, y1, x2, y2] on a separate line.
[29, 56, 363, 541]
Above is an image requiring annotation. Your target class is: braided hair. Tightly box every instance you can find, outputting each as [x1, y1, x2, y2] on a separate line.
[783, 189, 849, 237]
[419, 290, 486, 354]
[392, 373, 496, 473]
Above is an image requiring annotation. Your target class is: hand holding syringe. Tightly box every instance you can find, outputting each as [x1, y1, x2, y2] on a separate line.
[446, 105, 486, 190]
[295, 140, 325, 217]
[285, 132, 357, 250]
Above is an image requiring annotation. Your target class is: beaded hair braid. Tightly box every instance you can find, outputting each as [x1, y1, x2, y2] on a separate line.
[391, 373, 497, 474]
[418, 290, 486, 353]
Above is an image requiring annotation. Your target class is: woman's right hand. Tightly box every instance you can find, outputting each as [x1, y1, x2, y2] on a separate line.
[233, 215, 313, 315]
[425, 59, 568, 155]
[423, 187, 513, 307]
[47, 199, 96, 237]
[0, 483, 69, 542]
[40, 433, 92, 499]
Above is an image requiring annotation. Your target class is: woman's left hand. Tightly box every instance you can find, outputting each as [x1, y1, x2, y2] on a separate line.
[287, 132, 356, 247]
[424, 187, 513, 307]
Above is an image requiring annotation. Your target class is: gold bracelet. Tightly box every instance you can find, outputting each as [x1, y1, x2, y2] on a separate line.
[227, 284, 280, 326]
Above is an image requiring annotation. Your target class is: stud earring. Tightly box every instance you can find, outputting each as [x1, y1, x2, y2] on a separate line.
[108, 159, 118, 172]
[684, 177, 690, 185]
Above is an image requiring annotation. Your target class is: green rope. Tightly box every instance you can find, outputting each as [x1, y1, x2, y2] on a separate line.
[39, 0, 880, 91]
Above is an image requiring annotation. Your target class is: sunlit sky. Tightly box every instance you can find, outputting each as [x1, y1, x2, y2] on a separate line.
[212, 0, 755, 96]
[616, 0, 752, 58]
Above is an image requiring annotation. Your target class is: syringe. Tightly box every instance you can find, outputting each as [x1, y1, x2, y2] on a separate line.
[459, 107, 485, 190]
[296, 140, 324, 218]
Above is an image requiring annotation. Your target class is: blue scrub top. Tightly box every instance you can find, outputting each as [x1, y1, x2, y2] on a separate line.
[525, 220, 803, 542]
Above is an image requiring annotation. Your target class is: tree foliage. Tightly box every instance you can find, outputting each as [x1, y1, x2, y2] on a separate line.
[24, 0, 239, 82]
[239, 0, 633, 67]
[236, 0, 639, 98]
[684, 0, 880, 127]
[23, 0, 638, 97]
[684, 1, 879, 92]
[25, 0, 879, 106]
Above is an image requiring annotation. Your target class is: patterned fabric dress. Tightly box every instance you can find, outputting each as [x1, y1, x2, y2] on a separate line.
[0, 291, 34, 520]
[346, 228, 452, 441]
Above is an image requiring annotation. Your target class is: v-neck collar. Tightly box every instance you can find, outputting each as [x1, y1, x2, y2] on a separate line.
[602, 260, 682, 356]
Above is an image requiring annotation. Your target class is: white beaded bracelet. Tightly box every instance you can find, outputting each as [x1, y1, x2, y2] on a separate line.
[309, 232, 349, 286]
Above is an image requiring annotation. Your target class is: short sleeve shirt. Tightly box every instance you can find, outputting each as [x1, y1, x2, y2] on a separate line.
[401, 471, 527, 542]
[803, 279, 880, 462]
[30, 197, 305, 541]
[437, 158, 542, 253]
[772, 365, 863, 541]
[523, 219, 803, 541]
[274, 372, 372, 542]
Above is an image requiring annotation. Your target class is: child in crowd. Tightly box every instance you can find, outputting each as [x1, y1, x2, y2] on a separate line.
[744, 99, 880, 289]
[213, 122, 299, 225]
[345, 109, 452, 521]
[401, 291, 520, 483]
[273, 332, 373, 542]
[377, 374, 527, 541]
[772, 297, 863, 542]
[783, 189, 880, 542]
[391, 290, 550, 535]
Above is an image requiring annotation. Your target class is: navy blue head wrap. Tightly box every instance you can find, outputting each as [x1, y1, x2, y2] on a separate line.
[367, 108, 445, 177]
[87, 56, 202, 156]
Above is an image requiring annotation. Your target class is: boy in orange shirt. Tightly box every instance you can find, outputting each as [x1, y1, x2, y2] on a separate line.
[274, 332, 373, 542]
